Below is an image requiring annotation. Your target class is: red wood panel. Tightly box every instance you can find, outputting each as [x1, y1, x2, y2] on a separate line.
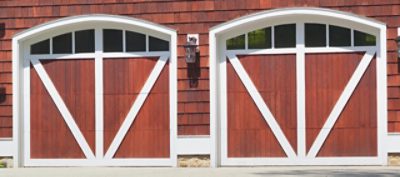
[227, 54, 298, 157]
[305, 53, 360, 152]
[239, 54, 297, 151]
[305, 53, 377, 156]
[42, 59, 95, 154]
[103, 58, 169, 158]
[30, 59, 96, 158]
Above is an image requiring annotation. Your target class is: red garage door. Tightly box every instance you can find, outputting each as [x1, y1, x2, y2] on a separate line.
[22, 18, 176, 166]
[217, 18, 383, 165]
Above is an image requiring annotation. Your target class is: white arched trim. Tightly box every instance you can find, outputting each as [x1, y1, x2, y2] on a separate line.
[12, 14, 178, 167]
[209, 7, 387, 167]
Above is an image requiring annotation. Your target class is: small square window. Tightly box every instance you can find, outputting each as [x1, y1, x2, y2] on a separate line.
[103, 29, 123, 52]
[248, 27, 272, 49]
[52, 33, 72, 54]
[75, 29, 95, 53]
[126, 31, 146, 52]
[305, 23, 326, 47]
[329, 25, 351, 47]
[274, 24, 296, 48]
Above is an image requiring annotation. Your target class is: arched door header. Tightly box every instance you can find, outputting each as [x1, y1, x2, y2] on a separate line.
[13, 14, 176, 43]
[210, 7, 386, 36]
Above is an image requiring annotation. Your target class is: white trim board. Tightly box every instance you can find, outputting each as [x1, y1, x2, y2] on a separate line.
[24, 159, 172, 167]
[387, 134, 400, 153]
[13, 14, 178, 167]
[209, 7, 387, 167]
[0, 140, 14, 156]
[176, 136, 211, 155]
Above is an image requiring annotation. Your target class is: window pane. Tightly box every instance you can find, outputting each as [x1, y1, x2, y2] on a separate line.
[31, 39, 50, 54]
[126, 31, 146, 52]
[248, 27, 271, 49]
[103, 29, 123, 52]
[226, 34, 245, 50]
[52, 33, 72, 54]
[305, 23, 326, 47]
[354, 30, 376, 46]
[329, 25, 351, 47]
[149, 36, 169, 51]
[75, 29, 95, 53]
[274, 24, 296, 48]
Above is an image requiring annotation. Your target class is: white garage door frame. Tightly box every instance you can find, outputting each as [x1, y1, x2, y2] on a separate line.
[12, 14, 178, 167]
[209, 7, 388, 167]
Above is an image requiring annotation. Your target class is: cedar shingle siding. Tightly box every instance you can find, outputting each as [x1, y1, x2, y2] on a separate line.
[0, 0, 400, 137]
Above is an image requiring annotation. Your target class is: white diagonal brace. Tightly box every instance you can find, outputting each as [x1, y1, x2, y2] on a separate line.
[31, 58, 96, 159]
[227, 54, 297, 158]
[104, 55, 169, 159]
[307, 50, 375, 158]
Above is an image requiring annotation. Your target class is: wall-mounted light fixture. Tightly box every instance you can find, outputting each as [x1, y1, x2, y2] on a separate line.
[183, 34, 199, 64]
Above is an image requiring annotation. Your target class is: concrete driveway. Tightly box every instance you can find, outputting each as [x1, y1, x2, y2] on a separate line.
[0, 166, 400, 177]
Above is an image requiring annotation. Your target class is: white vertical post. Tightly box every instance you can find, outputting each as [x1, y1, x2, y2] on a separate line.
[23, 54, 30, 167]
[296, 22, 306, 158]
[377, 28, 388, 165]
[217, 39, 228, 165]
[94, 27, 104, 159]
[169, 33, 178, 167]
[209, 32, 218, 168]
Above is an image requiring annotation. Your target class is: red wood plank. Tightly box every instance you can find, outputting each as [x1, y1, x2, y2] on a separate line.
[115, 61, 170, 158]
[30, 63, 85, 158]
[103, 57, 170, 158]
[227, 59, 286, 157]
[41, 59, 96, 154]
[306, 53, 377, 157]
[305, 53, 362, 153]
[238, 54, 297, 152]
